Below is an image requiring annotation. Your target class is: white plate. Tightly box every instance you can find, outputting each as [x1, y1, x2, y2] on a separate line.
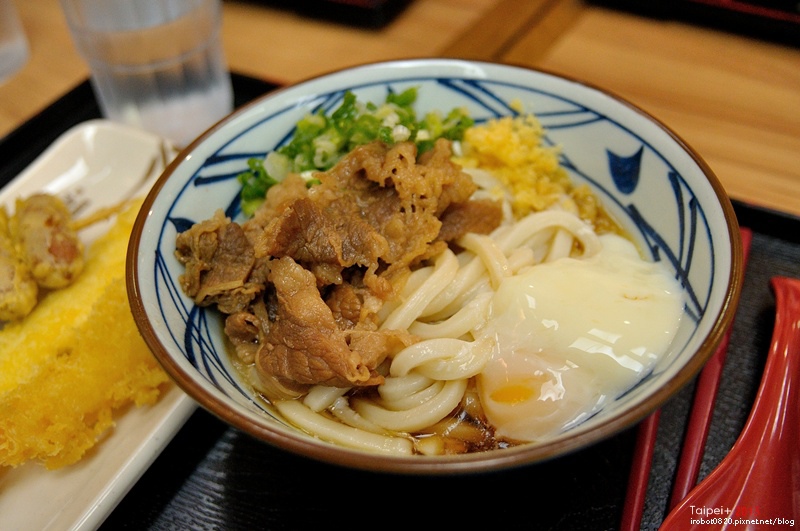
[0, 120, 197, 531]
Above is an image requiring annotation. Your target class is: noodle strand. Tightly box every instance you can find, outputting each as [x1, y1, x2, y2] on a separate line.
[351, 379, 468, 432]
[274, 400, 414, 454]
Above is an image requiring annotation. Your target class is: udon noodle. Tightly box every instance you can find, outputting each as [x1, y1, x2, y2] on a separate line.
[178, 112, 683, 456]
[258, 194, 681, 454]
[268, 201, 604, 454]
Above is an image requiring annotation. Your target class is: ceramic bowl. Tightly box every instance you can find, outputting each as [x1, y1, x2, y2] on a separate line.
[127, 59, 743, 473]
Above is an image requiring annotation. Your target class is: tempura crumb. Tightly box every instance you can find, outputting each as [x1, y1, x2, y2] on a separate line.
[456, 114, 618, 233]
[0, 199, 169, 470]
[457, 114, 571, 215]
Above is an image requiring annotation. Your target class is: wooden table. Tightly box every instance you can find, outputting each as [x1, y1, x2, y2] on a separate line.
[1, 1, 799, 529]
[3, 0, 799, 216]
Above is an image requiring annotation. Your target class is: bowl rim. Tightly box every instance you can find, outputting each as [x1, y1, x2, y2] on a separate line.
[126, 58, 744, 474]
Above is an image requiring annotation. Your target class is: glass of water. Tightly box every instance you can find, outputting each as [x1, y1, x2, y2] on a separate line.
[0, 0, 30, 84]
[60, 0, 234, 146]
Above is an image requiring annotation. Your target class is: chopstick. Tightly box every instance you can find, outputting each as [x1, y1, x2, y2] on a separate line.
[619, 410, 661, 531]
[619, 227, 752, 530]
[668, 227, 753, 509]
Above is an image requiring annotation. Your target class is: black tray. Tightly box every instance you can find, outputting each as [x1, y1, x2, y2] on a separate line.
[1, 75, 798, 531]
[587, 0, 800, 48]
[243, 0, 414, 28]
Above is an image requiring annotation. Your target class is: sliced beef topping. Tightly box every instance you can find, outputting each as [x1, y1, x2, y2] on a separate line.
[437, 198, 505, 243]
[325, 282, 364, 330]
[176, 139, 504, 389]
[255, 196, 389, 287]
[175, 209, 261, 314]
[224, 310, 263, 365]
[313, 138, 479, 274]
[256, 256, 383, 388]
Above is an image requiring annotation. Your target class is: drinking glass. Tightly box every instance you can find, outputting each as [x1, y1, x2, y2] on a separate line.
[60, 0, 234, 146]
[0, 0, 30, 84]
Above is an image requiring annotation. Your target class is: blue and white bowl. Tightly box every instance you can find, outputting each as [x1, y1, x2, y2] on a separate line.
[127, 59, 743, 473]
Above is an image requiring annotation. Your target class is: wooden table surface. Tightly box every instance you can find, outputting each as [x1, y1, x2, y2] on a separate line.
[0, 0, 800, 214]
[2, 0, 799, 217]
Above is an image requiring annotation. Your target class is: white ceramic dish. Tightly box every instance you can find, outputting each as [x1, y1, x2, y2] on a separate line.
[129, 59, 743, 474]
[0, 120, 196, 531]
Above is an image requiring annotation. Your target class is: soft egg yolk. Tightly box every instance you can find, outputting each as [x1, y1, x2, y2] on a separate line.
[476, 233, 683, 443]
[490, 381, 538, 404]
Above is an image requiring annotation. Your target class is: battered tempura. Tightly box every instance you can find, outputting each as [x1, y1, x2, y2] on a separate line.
[0, 199, 169, 469]
[0, 207, 37, 321]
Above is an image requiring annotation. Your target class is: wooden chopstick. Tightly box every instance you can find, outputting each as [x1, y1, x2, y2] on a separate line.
[668, 227, 753, 509]
[620, 227, 752, 530]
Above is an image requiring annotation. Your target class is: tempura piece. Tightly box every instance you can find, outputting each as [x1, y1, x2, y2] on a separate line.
[10, 193, 84, 289]
[0, 199, 169, 469]
[0, 207, 37, 321]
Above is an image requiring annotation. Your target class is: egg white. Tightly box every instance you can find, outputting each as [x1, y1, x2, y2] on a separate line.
[476, 233, 683, 442]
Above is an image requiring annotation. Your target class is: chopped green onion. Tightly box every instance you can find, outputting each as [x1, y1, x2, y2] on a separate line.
[237, 87, 473, 216]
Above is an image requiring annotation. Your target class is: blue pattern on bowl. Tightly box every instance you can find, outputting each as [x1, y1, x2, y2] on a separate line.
[134, 61, 733, 455]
